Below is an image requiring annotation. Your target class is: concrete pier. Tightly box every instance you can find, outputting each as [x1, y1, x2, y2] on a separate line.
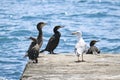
[21, 54, 120, 80]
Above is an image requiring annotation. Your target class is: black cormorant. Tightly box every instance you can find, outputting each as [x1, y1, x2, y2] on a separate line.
[86, 40, 100, 54]
[26, 22, 46, 63]
[40, 26, 64, 54]
[27, 37, 39, 63]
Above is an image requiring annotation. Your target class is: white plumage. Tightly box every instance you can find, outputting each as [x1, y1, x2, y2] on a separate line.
[72, 31, 87, 62]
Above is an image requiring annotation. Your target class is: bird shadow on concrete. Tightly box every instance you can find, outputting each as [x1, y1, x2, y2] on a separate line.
[74, 60, 86, 63]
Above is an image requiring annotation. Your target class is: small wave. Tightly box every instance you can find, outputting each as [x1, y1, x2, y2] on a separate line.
[88, 1, 114, 5]
[0, 60, 21, 64]
[101, 38, 120, 43]
[107, 39, 120, 43]
[82, 11, 108, 18]
[111, 46, 120, 53]
[0, 37, 20, 44]
[78, 0, 87, 3]
[0, 77, 8, 80]
[21, 16, 41, 21]
[100, 1, 120, 6]
[10, 30, 32, 37]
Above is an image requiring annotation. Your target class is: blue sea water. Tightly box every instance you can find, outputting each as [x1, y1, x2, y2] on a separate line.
[0, 0, 120, 80]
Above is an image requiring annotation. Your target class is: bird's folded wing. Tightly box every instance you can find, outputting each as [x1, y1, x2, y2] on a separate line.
[49, 36, 55, 42]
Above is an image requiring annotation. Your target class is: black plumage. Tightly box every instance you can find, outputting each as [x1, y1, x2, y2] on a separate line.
[86, 40, 100, 54]
[27, 37, 39, 63]
[40, 26, 63, 54]
[27, 22, 46, 63]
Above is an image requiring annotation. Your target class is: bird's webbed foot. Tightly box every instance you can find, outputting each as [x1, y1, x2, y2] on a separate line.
[81, 60, 85, 62]
[33, 58, 38, 63]
[49, 51, 56, 54]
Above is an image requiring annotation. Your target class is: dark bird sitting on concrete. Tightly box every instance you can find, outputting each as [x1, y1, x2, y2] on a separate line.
[40, 26, 64, 54]
[27, 37, 39, 63]
[26, 22, 46, 63]
[86, 40, 100, 54]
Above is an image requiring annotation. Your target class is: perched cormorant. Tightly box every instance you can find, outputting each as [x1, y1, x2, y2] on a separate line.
[27, 37, 39, 63]
[40, 26, 64, 54]
[72, 31, 87, 62]
[26, 22, 46, 63]
[86, 40, 100, 54]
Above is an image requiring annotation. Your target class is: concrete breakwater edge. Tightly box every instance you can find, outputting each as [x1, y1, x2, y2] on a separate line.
[20, 54, 120, 80]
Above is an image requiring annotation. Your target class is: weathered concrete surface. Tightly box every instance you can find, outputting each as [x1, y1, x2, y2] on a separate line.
[21, 54, 120, 80]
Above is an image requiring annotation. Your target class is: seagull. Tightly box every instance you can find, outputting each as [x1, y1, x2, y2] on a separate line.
[86, 40, 100, 54]
[72, 31, 87, 62]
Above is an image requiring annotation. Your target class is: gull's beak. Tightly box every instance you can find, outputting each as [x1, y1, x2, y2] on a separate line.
[71, 32, 77, 35]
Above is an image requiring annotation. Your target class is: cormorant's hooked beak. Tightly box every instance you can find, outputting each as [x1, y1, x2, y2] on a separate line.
[37, 22, 47, 31]
[57, 26, 64, 30]
[59, 26, 64, 28]
[93, 40, 100, 44]
[41, 23, 47, 27]
[95, 40, 100, 42]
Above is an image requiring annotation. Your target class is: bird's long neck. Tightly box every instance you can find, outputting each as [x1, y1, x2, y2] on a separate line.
[54, 29, 61, 38]
[78, 37, 84, 44]
[54, 28, 59, 33]
[77, 34, 82, 42]
[37, 28, 43, 45]
[90, 43, 95, 47]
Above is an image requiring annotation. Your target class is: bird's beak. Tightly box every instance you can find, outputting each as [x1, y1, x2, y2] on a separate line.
[96, 40, 100, 42]
[60, 26, 64, 28]
[58, 26, 64, 29]
[95, 40, 100, 43]
[42, 23, 47, 27]
[71, 32, 77, 35]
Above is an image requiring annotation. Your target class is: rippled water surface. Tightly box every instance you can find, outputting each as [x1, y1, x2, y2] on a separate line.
[0, 0, 120, 79]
